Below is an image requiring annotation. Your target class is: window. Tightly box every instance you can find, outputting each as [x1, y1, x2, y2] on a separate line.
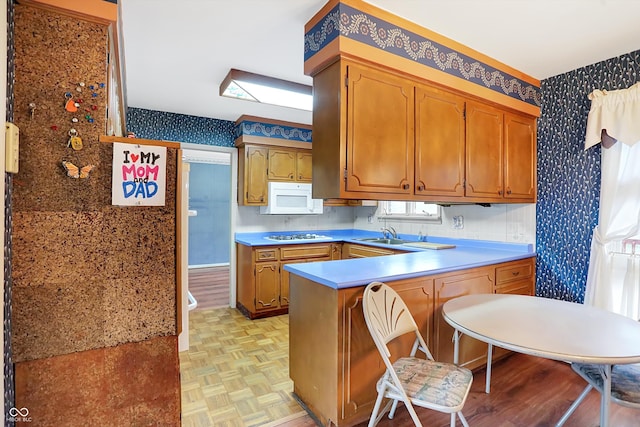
[377, 201, 441, 222]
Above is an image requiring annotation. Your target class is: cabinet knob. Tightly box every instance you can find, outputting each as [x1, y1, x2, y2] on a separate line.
[506, 188, 512, 195]
[417, 184, 425, 191]
[402, 184, 410, 190]
[498, 189, 503, 196]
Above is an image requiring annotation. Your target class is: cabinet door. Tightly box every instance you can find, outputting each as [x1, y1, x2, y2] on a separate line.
[346, 63, 414, 195]
[493, 259, 535, 359]
[255, 262, 280, 311]
[281, 256, 332, 308]
[339, 278, 434, 423]
[433, 266, 494, 369]
[280, 244, 332, 309]
[504, 112, 536, 201]
[244, 146, 268, 205]
[331, 243, 342, 260]
[296, 150, 313, 182]
[465, 101, 504, 199]
[280, 260, 304, 309]
[268, 148, 296, 181]
[415, 85, 465, 197]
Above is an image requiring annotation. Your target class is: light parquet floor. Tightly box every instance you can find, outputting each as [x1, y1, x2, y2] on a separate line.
[180, 307, 307, 427]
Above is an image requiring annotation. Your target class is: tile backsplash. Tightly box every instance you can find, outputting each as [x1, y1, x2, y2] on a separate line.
[234, 204, 355, 233]
[235, 201, 536, 246]
[353, 203, 536, 246]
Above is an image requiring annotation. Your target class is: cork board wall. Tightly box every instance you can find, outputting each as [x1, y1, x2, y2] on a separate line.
[11, 4, 177, 362]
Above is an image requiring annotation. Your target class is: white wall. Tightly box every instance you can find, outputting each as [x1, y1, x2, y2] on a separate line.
[353, 203, 536, 246]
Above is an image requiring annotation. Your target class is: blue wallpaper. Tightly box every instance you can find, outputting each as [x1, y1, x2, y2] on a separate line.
[536, 50, 640, 302]
[305, 3, 540, 107]
[126, 107, 236, 147]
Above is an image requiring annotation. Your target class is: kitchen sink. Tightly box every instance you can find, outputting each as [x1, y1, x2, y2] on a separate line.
[355, 237, 412, 245]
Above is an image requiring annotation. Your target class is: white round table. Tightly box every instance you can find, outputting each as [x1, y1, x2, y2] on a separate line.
[442, 293, 640, 427]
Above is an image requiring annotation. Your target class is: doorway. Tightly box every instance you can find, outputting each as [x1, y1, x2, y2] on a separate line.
[179, 144, 236, 351]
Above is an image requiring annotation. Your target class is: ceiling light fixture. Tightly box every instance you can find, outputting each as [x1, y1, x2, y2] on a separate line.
[219, 69, 313, 111]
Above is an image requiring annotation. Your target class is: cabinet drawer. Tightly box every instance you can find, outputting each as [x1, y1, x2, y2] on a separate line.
[255, 248, 278, 261]
[281, 244, 332, 261]
[344, 244, 394, 258]
[496, 279, 534, 296]
[496, 260, 533, 285]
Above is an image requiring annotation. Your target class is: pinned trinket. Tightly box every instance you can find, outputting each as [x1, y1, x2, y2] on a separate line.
[64, 93, 79, 112]
[68, 128, 83, 151]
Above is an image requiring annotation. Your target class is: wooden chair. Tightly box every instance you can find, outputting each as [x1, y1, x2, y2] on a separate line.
[362, 281, 473, 427]
[556, 363, 640, 425]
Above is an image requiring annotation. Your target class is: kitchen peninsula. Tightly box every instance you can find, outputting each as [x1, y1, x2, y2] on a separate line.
[271, 230, 535, 427]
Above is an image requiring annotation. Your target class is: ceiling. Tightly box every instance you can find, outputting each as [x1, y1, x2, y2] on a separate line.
[119, 0, 640, 126]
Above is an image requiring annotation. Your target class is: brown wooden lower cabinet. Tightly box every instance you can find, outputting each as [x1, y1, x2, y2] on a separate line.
[289, 256, 535, 426]
[236, 242, 332, 319]
[433, 266, 494, 369]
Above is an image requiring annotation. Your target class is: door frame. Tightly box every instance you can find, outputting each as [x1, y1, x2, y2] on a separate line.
[178, 142, 237, 352]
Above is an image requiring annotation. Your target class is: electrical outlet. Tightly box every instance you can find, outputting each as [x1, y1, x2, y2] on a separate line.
[452, 215, 464, 229]
[367, 214, 374, 224]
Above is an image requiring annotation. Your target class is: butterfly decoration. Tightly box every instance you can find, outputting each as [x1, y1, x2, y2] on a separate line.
[62, 160, 94, 179]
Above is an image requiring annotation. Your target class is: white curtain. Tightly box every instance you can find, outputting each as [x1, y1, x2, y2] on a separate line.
[584, 82, 640, 320]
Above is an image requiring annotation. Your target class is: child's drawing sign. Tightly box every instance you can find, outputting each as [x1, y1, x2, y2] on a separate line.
[111, 142, 167, 206]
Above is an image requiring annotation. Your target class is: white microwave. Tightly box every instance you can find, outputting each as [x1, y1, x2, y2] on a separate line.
[260, 182, 323, 215]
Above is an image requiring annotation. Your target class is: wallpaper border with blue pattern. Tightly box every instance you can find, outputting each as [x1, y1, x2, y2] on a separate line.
[304, 2, 541, 107]
[235, 120, 312, 143]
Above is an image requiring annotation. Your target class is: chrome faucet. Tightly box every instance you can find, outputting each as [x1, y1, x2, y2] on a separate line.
[381, 226, 397, 239]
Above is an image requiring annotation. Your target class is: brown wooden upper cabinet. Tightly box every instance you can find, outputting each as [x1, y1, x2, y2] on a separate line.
[268, 148, 313, 182]
[296, 150, 313, 182]
[238, 145, 269, 205]
[415, 85, 466, 198]
[465, 101, 504, 199]
[345, 63, 414, 195]
[466, 102, 537, 201]
[237, 143, 313, 206]
[503, 112, 537, 200]
[268, 148, 297, 181]
[311, 57, 537, 203]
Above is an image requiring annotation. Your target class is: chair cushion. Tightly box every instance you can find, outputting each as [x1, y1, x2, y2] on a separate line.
[392, 357, 473, 408]
[572, 363, 640, 406]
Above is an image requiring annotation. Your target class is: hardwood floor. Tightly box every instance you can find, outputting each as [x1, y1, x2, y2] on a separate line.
[275, 355, 639, 427]
[188, 265, 230, 310]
